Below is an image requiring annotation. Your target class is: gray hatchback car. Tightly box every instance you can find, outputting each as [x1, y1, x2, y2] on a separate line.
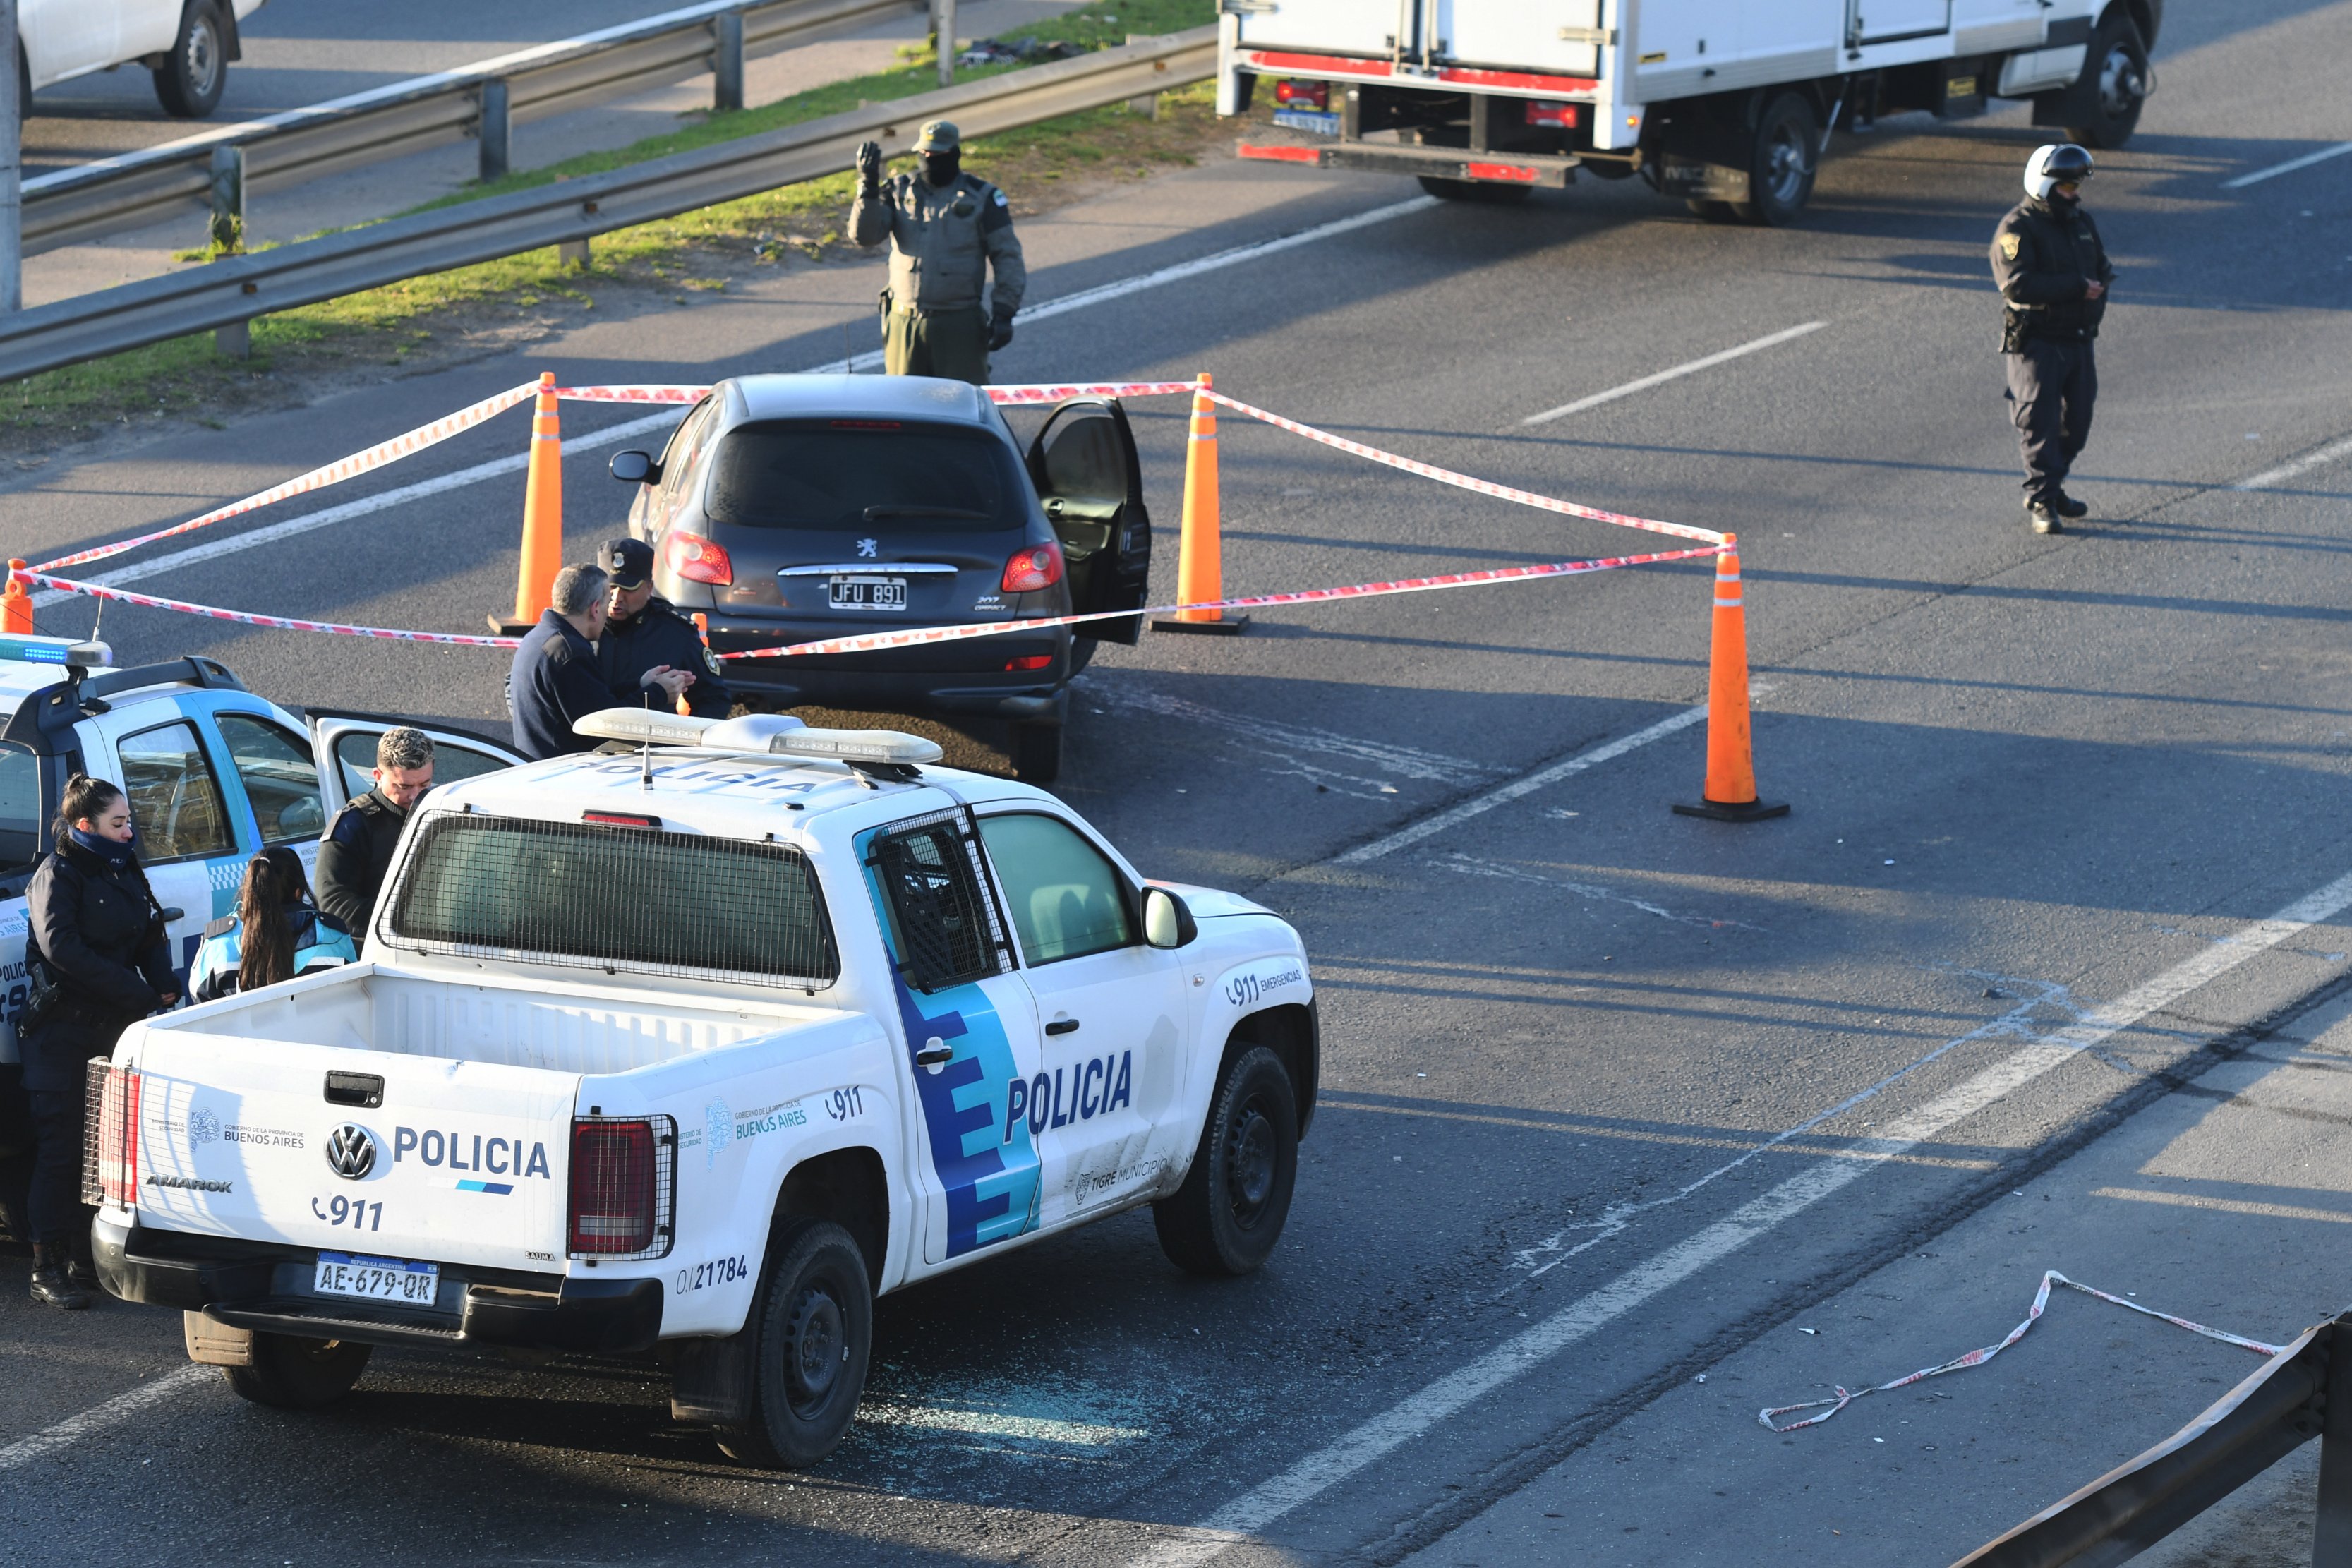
[609, 374, 1152, 783]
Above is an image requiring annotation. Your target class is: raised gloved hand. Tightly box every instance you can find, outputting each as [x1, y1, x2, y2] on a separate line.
[989, 310, 1015, 351]
[855, 140, 883, 193]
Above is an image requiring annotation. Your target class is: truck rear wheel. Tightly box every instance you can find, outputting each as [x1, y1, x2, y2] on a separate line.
[716, 1218, 872, 1469]
[1153, 1046, 1298, 1277]
[1734, 94, 1819, 227]
[221, 1333, 371, 1409]
[152, 0, 229, 119]
[2063, 13, 2149, 149]
[1418, 176, 1530, 205]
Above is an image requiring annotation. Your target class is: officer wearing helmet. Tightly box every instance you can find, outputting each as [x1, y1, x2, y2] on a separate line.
[1991, 143, 2114, 534]
[850, 119, 1027, 384]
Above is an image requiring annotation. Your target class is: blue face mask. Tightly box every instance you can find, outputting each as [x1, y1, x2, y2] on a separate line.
[67, 824, 137, 869]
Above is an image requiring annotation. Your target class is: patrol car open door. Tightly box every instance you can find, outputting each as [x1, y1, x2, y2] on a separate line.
[306, 711, 528, 816]
[1025, 399, 1151, 646]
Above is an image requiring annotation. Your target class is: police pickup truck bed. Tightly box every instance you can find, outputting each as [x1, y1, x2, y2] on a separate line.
[89, 710, 1317, 1467]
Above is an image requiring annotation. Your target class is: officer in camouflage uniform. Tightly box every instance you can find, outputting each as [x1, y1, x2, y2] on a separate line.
[850, 119, 1027, 384]
[596, 538, 731, 719]
[1991, 143, 2114, 535]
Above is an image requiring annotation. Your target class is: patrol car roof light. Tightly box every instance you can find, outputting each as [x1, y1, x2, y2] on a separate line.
[772, 727, 943, 766]
[572, 710, 720, 747]
[0, 634, 112, 671]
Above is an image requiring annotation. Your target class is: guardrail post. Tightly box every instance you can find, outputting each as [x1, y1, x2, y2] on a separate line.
[560, 239, 590, 267]
[1126, 33, 1159, 118]
[934, 0, 956, 85]
[713, 12, 744, 111]
[2318, 1313, 2352, 1565]
[479, 79, 511, 183]
[3, 0, 24, 314]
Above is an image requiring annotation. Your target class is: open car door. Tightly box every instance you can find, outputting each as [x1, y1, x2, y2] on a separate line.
[1025, 399, 1152, 646]
[307, 710, 528, 817]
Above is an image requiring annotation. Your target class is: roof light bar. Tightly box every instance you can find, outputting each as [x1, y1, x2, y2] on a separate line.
[0, 634, 112, 670]
[773, 727, 942, 766]
[573, 710, 720, 747]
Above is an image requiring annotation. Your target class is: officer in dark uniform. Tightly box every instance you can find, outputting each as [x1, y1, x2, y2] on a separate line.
[1991, 143, 2114, 535]
[850, 119, 1027, 384]
[509, 563, 687, 760]
[596, 538, 731, 718]
[316, 726, 434, 936]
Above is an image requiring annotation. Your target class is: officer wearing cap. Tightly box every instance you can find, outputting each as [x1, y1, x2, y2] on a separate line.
[1992, 143, 2114, 535]
[596, 538, 731, 719]
[850, 119, 1027, 384]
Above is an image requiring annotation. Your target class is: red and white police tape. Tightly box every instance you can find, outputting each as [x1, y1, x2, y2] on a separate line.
[18, 375, 1729, 647]
[19, 544, 1722, 655]
[1758, 1270, 2284, 1434]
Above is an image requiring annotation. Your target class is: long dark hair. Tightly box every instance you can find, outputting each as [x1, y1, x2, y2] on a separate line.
[235, 848, 315, 993]
[52, 773, 126, 850]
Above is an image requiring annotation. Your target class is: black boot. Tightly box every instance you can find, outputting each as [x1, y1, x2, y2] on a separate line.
[67, 1231, 100, 1289]
[30, 1241, 92, 1310]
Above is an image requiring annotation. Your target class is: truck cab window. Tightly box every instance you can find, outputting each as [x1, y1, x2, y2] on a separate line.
[119, 721, 233, 862]
[215, 714, 325, 845]
[873, 817, 1004, 991]
[976, 813, 1134, 966]
[0, 745, 40, 877]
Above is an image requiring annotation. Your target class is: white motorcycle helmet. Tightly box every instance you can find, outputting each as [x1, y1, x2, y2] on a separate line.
[2024, 143, 2094, 200]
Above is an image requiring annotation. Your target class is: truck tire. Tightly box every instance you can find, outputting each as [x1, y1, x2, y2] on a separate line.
[221, 1334, 372, 1409]
[152, 0, 229, 119]
[1734, 94, 1819, 227]
[1008, 721, 1063, 784]
[1417, 176, 1530, 205]
[2063, 13, 2149, 149]
[1153, 1045, 1298, 1277]
[716, 1218, 872, 1469]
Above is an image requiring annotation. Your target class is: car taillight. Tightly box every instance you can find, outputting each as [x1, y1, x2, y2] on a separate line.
[1001, 541, 1063, 593]
[568, 1116, 673, 1258]
[1525, 99, 1578, 128]
[1004, 654, 1053, 671]
[663, 531, 733, 586]
[1274, 78, 1328, 109]
[84, 1062, 140, 1209]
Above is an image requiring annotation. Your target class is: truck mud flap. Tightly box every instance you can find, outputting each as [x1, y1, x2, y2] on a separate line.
[1657, 157, 1751, 205]
[670, 1329, 755, 1425]
[1237, 140, 1578, 189]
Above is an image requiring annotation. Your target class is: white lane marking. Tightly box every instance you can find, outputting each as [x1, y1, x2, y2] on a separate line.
[29, 198, 1445, 606]
[1520, 322, 1828, 427]
[28, 408, 680, 608]
[0, 1363, 215, 1473]
[2220, 141, 2352, 189]
[1130, 866, 2352, 1567]
[1435, 852, 1767, 931]
[1334, 704, 1707, 864]
[2233, 433, 2352, 492]
[1093, 684, 1497, 785]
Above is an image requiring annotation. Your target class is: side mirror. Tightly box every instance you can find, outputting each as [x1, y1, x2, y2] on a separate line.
[610, 450, 663, 485]
[1142, 886, 1196, 950]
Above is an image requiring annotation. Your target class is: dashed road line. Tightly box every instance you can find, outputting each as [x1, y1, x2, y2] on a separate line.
[1128, 865, 2352, 1566]
[2221, 141, 2352, 189]
[2234, 432, 2352, 492]
[0, 1364, 214, 1472]
[1520, 322, 1828, 427]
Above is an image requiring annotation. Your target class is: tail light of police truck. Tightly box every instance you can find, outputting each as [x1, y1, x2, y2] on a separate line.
[663, 531, 734, 586]
[82, 1061, 140, 1209]
[1001, 541, 1063, 593]
[567, 1116, 675, 1259]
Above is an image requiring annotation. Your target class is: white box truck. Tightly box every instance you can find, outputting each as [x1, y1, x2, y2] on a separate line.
[1219, 0, 2158, 223]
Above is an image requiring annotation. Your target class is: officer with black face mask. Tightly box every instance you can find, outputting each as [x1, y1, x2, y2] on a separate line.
[850, 119, 1027, 384]
[1991, 143, 2114, 535]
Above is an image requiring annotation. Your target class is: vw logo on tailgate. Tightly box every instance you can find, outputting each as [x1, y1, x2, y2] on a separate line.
[324, 1124, 377, 1181]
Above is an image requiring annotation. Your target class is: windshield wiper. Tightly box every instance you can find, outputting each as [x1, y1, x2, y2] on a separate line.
[863, 505, 994, 521]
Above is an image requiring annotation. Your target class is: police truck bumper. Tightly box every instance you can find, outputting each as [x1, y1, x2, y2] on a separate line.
[93, 1217, 664, 1355]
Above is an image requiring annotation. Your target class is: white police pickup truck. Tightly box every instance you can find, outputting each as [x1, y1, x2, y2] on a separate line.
[0, 633, 522, 1236]
[88, 708, 1318, 1468]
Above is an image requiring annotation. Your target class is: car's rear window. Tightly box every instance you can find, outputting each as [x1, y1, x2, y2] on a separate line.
[704, 419, 1023, 532]
[387, 814, 838, 989]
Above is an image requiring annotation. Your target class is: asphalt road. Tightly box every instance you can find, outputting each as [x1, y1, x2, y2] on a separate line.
[8, 0, 2352, 1562]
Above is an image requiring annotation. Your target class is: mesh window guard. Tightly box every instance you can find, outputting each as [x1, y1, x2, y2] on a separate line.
[387, 814, 840, 989]
[870, 807, 1012, 993]
[568, 1114, 677, 1261]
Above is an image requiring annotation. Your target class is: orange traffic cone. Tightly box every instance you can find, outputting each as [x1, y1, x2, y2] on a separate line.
[1673, 536, 1787, 822]
[1, 560, 32, 635]
[1152, 373, 1246, 637]
[489, 372, 565, 635]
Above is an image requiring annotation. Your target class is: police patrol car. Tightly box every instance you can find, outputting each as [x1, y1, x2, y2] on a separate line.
[85, 708, 1317, 1468]
[0, 634, 523, 1234]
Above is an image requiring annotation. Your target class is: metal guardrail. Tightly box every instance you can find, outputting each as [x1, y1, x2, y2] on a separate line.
[1953, 1310, 2352, 1567]
[0, 28, 1214, 382]
[20, 0, 927, 255]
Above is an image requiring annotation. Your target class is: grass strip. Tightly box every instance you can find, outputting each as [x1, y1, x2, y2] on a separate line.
[6, 0, 1217, 450]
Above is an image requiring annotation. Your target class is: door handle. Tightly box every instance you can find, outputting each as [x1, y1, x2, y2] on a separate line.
[1045, 1018, 1080, 1036]
[915, 1044, 954, 1066]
